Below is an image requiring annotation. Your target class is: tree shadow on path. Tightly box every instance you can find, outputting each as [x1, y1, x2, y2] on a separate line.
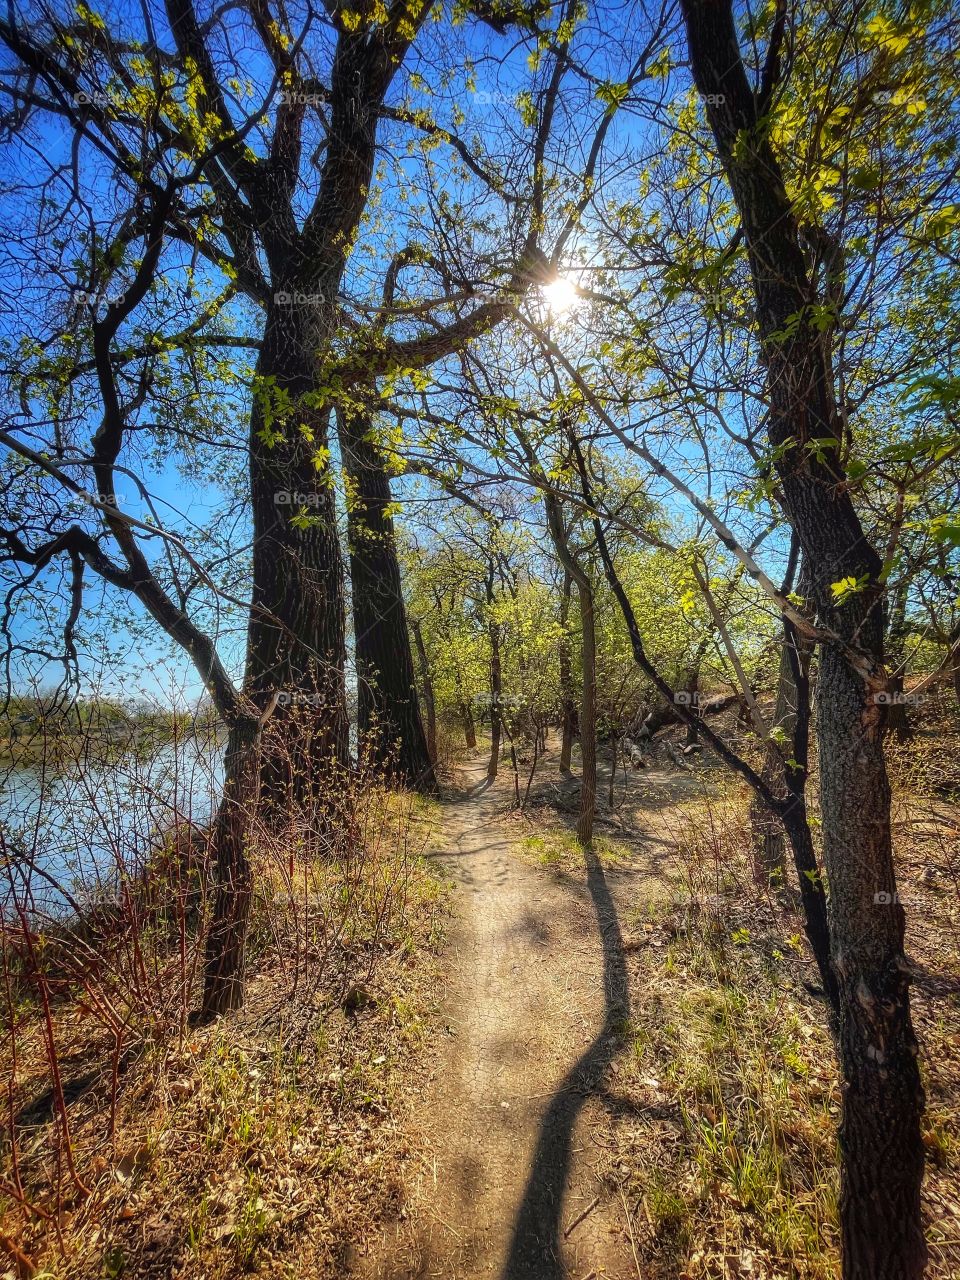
[500, 844, 629, 1280]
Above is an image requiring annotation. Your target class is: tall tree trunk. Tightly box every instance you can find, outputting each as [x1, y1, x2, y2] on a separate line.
[575, 575, 597, 847]
[487, 620, 502, 783]
[680, 3, 926, 1273]
[543, 497, 596, 846]
[461, 701, 477, 749]
[558, 571, 577, 772]
[410, 618, 437, 767]
[198, 717, 261, 1021]
[340, 410, 437, 792]
[750, 634, 804, 887]
[885, 580, 913, 741]
[246, 304, 349, 806]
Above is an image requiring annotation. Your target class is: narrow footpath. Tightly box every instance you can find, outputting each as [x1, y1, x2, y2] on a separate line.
[360, 755, 649, 1280]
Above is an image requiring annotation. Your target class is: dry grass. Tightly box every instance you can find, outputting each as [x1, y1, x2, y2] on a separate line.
[0, 791, 451, 1280]
[592, 785, 960, 1280]
[512, 706, 960, 1280]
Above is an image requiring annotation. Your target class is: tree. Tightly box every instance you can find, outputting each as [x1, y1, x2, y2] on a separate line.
[340, 409, 436, 791]
[0, 0, 611, 801]
[678, 0, 928, 1269]
[541, 485, 597, 845]
[0, 165, 267, 1019]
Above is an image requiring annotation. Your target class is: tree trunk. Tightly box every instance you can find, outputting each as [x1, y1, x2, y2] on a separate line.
[558, 571, 577, 772]
[410, 618, 437, 767]
[575, 575, 597, 847]
[340, 410, 437, 792]
[243, 33, 403, 803]
[679, 3, 926, 1272]
[197, 718, 261, 1022]
[246, 303, 349, 806]
[461, 701, 477, 749]
[487, 621, 502, 783]
[885, 581, 913, 741]
[750, 641, 798, 887]
[684, 669, 700, 746]
[638, 691, 738, 740]
[543, 496, 596, 847]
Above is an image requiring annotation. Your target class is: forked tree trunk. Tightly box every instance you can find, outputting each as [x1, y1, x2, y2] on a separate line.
[241, 29, 414, 805]
[198, 718, 261, 1021]
[680, 3, 926, 1272]
[340, 409, 437, 792]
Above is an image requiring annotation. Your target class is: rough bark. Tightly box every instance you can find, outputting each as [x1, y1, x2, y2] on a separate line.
[246, 307, 349, 806]
[340, 410, 437, 792]
[680, 2, 926, 1273]
[197, 718, 261, 1021]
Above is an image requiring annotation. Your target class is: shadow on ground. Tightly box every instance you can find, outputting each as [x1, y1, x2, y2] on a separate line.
[500, 843, 629, 1279]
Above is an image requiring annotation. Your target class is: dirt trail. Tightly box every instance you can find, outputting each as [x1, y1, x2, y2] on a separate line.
[359, 756, 674, 1280]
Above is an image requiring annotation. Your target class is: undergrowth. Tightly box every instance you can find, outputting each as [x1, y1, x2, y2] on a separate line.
[601, 789, 960, 1279]
[0, 786, 449, 1279]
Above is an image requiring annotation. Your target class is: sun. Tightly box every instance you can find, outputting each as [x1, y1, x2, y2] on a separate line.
[542, 275, 578, 315]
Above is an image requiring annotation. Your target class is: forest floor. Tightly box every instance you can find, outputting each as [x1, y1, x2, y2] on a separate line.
[3, 716, 958, 1280]
[356, 726, 960, 1280]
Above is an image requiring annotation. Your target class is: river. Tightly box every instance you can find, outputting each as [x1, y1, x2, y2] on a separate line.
[0, 734, 224, 918]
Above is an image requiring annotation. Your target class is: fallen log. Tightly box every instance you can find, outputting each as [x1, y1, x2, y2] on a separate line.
[636, 691, 741, 741]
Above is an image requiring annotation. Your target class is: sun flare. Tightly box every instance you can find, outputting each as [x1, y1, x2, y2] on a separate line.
[542, 275, 578, 315]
